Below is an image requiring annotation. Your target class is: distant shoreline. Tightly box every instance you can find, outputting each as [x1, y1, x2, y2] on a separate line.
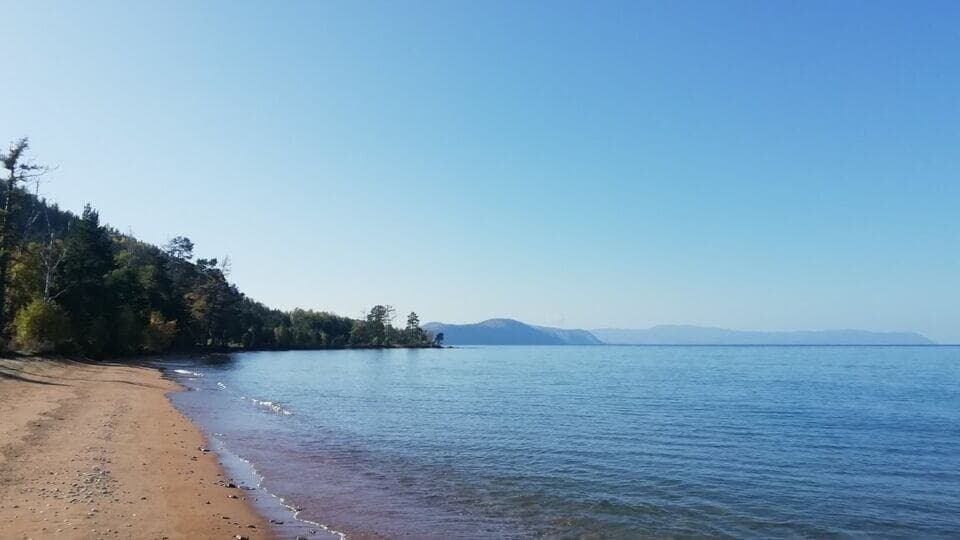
[434, 343, 956, 347]
[596, 343, 956, 347]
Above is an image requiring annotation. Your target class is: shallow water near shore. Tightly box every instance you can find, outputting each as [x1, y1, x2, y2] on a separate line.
[162, 346, 960, 538]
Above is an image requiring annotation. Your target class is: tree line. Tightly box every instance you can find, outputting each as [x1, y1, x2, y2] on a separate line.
[0, 138, 442, 356]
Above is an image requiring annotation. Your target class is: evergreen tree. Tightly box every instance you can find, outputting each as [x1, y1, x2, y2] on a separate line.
[58, 205, 116, 354]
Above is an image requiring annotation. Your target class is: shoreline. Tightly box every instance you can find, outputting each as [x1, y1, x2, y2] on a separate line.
[161, 363, 346, 540]
[0, 357, 275, 539]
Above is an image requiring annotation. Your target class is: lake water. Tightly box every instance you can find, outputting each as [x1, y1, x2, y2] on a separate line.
[163, 346, 960, 538]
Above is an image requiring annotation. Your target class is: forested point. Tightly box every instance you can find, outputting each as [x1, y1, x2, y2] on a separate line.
[0, 139, 442, 357]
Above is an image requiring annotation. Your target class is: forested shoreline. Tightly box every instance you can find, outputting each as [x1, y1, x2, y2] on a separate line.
[0, 139, 440, 357]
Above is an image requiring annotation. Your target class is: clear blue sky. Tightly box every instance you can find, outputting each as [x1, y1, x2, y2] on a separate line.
[4, 1, 959, 342]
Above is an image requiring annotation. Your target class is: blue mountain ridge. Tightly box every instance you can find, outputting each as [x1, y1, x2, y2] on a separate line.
[422, 319, 602, 345]
[592, 325, 935, 345]
[423, 320, 934, 345]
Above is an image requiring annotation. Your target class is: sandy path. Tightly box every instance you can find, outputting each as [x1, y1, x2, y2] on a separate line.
[0, 357, 274, 540]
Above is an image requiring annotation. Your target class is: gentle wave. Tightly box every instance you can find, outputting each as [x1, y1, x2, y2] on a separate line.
[245, 397, 293, 416]
[212, 378, 292, 415]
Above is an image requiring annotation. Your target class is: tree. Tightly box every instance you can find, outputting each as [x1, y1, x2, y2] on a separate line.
[434, 332, 444, 346]
[0, 139, 48, 330]
[37, 216, 69, 304]
[360, 305, 396, 345]
[273, 324, 291, 347]
[163, 236, 194, 260]
[184, 258, 242, 347]
[349, 320, 373, 345]
[143, 311, 177, 352]
[406, 312, 420, 331]
[404, 311, 427, 345]
[367, 305, 395, 326]
[58, 205, 116, 354]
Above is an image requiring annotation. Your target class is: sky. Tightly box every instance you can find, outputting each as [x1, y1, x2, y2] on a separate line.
[3, 1, 959, 342]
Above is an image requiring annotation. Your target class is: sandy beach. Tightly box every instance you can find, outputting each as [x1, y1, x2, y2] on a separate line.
[0, 357, 274, 540]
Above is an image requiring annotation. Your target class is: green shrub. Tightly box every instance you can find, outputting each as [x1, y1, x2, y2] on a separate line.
[13, 299, 72, 353]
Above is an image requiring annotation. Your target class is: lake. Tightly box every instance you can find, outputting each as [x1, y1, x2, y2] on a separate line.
[164, 346, 960, 538]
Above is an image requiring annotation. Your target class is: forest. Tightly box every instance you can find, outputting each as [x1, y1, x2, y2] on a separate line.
[0, 138, 440, 357]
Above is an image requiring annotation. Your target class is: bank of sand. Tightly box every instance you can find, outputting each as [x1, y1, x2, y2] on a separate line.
[0, 357, 274, 539]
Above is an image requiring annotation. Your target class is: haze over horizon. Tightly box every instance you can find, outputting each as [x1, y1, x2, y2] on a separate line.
[4, 1, 958, 342]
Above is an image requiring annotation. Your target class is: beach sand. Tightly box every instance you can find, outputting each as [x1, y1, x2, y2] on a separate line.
[0, 357, 274, 540]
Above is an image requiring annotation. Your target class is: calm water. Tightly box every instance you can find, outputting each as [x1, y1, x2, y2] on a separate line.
[164, 346, 960, 538]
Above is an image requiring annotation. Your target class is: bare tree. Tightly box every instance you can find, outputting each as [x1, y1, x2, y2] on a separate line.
[37, 209, 68, 302]
[219, 255, 232, 277]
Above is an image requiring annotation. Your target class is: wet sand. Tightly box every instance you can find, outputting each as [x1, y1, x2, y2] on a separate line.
[0, 357, 273, 540]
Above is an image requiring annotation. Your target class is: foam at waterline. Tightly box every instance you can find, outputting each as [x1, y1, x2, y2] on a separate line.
[173, 369, 203, 377]
[206, 435, 345, 539]
[242, 396, 294, 416]
[214, 379, 292, 415]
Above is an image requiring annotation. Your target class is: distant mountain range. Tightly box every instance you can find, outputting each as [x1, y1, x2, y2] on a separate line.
[422, 319, 602, 345]
[591, 325, 935, 345]
[423, 319, 935, 345]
